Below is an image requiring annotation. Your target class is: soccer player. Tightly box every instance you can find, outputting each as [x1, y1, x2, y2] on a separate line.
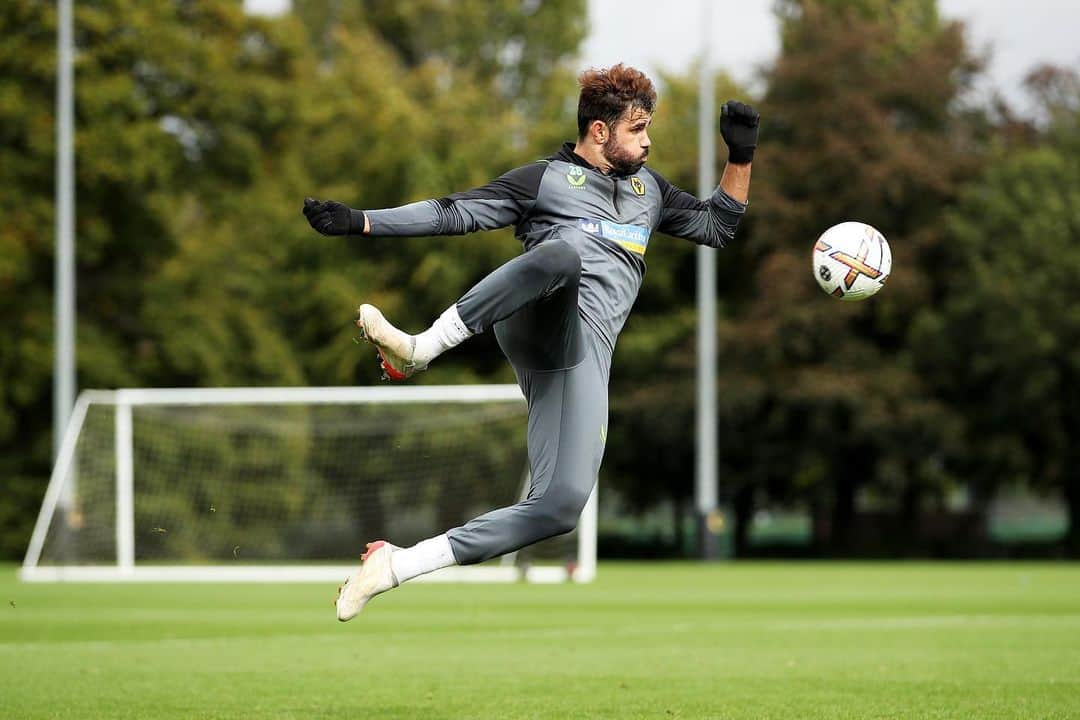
[303, 64, 758, 621]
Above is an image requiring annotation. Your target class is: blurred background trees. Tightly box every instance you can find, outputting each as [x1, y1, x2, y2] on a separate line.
[2, 0, 1077, 560]
[913, 65, 1080, 555]
[714, 0, 986, 556]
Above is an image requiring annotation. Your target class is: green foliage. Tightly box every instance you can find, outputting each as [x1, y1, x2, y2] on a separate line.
[1, 1, 73, 557]
[709, 0, 986, 551]
[776, 0, 940, 55]
[913, 73, 1080, 550]
[4, 0, 1078, 561]
[0, 0, 584, 559]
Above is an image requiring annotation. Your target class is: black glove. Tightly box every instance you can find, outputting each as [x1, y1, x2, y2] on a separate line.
[302, 198, 366, 236]
[720, 100, 760, 165]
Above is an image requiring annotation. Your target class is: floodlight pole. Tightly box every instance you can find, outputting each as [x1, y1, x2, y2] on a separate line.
[55, 0, 76, 509]
[695, 0, 723, 560]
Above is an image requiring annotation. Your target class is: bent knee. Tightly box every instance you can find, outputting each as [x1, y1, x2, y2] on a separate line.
[533, 489, 590, 536]
[543, 510, 579, 537]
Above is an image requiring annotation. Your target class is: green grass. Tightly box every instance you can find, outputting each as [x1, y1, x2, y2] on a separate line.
[2, 563, 1079, 719]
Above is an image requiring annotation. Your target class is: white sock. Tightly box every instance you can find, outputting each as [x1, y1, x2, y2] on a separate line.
[390, 533, 458, 584]
[412, 304, 473, 366]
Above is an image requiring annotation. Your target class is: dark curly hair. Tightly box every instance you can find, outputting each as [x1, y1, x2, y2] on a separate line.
[576, 64, 658, 139]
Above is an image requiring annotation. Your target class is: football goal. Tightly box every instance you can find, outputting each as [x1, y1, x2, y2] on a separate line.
[21, 386, 597, 584]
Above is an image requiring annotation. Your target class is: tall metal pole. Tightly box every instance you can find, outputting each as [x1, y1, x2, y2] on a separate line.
[55, 0, 76, 507]
[695, 0, 719, 559]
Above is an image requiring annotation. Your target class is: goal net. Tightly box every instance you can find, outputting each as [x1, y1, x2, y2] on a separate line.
[21, 386, 597, 583]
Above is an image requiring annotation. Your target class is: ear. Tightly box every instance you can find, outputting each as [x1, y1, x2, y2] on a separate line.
[590, 120, 608, 144]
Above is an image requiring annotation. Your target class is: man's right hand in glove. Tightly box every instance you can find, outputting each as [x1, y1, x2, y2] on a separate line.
[302, 198, 368, 236]
[720, 100, 760, 166]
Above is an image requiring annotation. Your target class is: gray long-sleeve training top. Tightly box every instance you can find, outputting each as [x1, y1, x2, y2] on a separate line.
[365, 142, 747, 352]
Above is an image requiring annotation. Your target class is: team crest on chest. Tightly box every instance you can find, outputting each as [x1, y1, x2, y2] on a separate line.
[567, 166, 586, 188]
[630, 176, 645, 196]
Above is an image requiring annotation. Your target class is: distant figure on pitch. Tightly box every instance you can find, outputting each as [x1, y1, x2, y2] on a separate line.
[302, 64, 759, 621]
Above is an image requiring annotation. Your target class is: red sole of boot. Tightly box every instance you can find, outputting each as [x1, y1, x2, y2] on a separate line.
[377, 351, 407, 381]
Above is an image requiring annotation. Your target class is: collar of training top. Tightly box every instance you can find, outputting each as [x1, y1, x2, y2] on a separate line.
[557, 141, 637, 179]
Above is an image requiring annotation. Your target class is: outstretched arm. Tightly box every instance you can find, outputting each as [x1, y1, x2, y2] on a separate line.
[648, 100, 759, 248]
[303, 162, 546, 238]
[647, 171, 748, 248]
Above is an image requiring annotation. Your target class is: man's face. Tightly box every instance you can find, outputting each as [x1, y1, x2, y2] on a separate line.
[602, 106, 652, 176]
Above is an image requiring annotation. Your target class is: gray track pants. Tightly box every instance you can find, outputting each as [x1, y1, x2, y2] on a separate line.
[446, 239, 611, 565]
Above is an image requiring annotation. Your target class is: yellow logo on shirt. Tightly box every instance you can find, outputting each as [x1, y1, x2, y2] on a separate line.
[630, 176, 645, 196]
[567, 166, 587, 188]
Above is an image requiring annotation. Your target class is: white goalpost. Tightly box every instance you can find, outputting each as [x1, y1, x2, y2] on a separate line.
[21, 386, 597, 584]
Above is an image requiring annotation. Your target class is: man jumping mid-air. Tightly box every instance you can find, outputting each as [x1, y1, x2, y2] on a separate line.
[302, 64, 759, 621]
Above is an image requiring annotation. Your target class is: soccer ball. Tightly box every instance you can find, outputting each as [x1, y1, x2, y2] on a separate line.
[811, 222, 892, 301]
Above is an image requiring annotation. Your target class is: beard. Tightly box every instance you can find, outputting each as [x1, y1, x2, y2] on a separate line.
[602, 136, 648, 176]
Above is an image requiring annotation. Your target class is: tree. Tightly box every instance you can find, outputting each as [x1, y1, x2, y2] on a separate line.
[715, 0, 985, 554]
[0, 0, 590, 560]
[0, 0, 326, 558]
[285, 0, 587, 386]
[913, 65, 1080, 555]
[0, 1, 62, 555]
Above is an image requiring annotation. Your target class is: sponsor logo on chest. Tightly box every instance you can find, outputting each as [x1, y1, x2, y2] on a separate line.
[566, 166, 587, 188]
[577, 218, 650, 256]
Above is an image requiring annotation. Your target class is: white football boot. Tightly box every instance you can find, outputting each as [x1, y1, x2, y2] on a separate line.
[355, 304, 426, 381]
[335, 540, 400, 622]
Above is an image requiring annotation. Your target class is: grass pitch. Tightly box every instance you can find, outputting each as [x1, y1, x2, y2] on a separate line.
[2, 562, 1079, 719]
